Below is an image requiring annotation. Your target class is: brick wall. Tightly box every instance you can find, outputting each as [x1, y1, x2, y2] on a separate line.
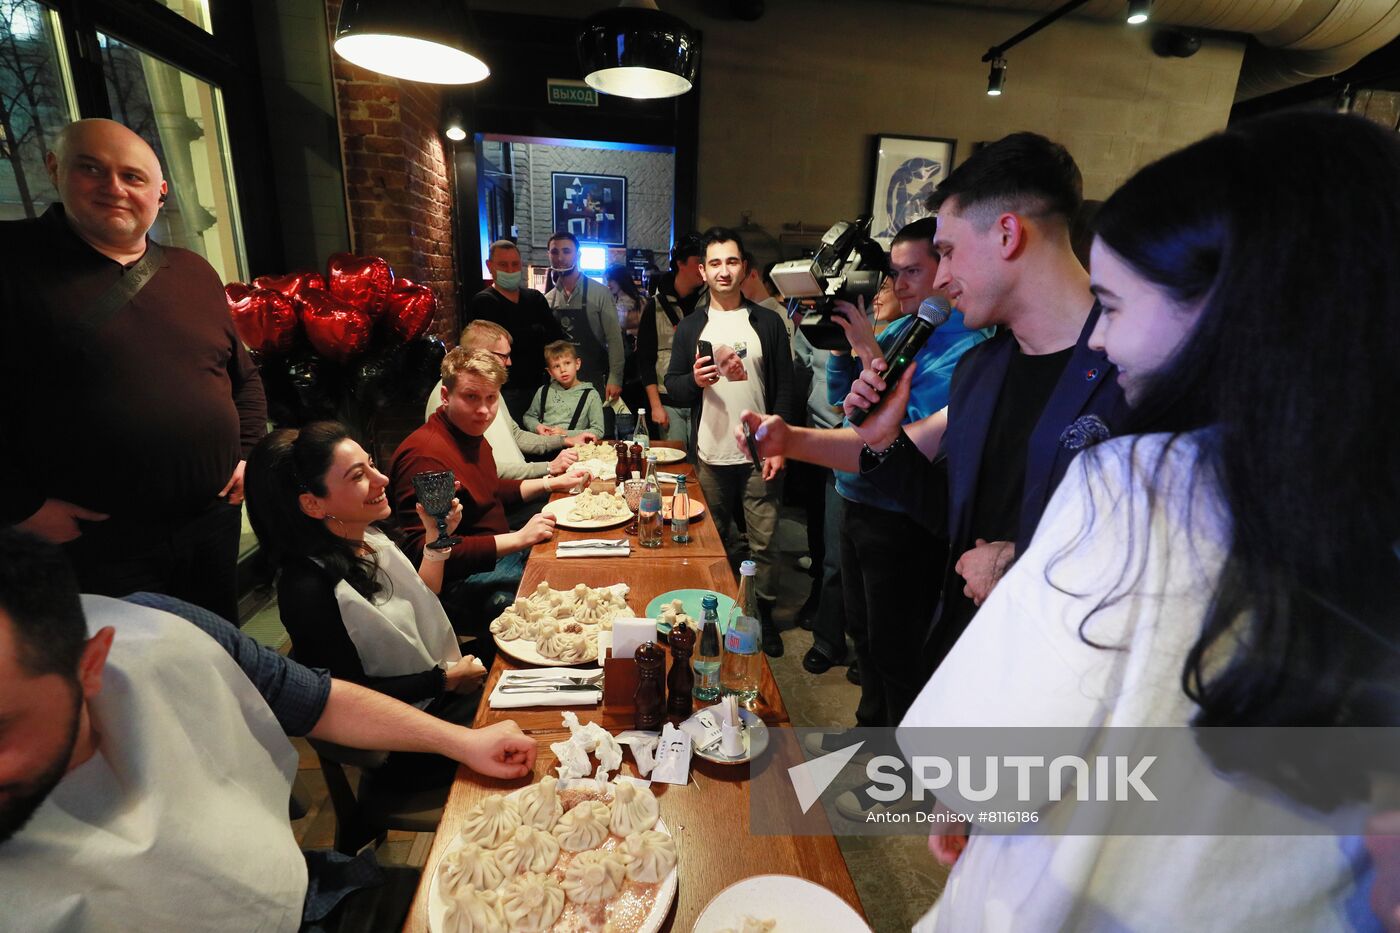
[324, 0, 458, 344]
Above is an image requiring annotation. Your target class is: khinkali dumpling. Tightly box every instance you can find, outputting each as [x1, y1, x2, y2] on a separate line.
[497, 824, 560, 875]
[489, 612, 525, 640]
[552, 799, 611, 851]
[459, 795, 521, 849]
[500, 871, 565, 932]
[621, 829, 677, 883]
[517, 775, 564, 830]
[441, 888, 506, 933]
[437, 840, 504, 893]
[561, 849, 627, 905]
[609, 780, 659, 836]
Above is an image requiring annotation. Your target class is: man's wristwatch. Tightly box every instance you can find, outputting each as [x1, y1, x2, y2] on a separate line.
[859, 431, 911, 474]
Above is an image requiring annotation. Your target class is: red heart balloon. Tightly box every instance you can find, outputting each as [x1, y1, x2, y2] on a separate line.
[253, 270, 326, 298]
[383, 279, 437, 342]
[327, 253, 394, 318]
[299, 290, 374, 363]
[227, 286, 298, 354]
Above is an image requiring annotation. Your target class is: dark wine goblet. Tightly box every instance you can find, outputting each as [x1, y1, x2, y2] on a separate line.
[412, 470, 461, 550]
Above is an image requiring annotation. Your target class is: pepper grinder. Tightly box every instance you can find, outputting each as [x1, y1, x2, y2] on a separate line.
[613, 441, 631, 480]
[633, 641, 666, 730]
[665, 620, 695, 720]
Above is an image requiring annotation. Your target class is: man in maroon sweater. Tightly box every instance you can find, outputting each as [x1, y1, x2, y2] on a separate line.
[0, 120, 265, 624]
[389, 349, 586, 630]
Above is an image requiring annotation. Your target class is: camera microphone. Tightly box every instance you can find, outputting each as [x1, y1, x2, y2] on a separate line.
[848, 295, 951, 425]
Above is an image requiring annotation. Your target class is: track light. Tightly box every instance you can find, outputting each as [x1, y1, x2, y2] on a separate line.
[1126, 0, 1151, 25]
[444, 108, 466, 142]
[334, 0, 490, 85]
[987, 58, 1007, 96]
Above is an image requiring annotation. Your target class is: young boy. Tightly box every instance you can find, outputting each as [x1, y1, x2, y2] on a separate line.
[524, 340, 607, 438]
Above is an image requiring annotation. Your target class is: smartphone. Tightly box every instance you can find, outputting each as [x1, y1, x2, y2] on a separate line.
[697, 339, 714, 362]
[741, 421, 762, 466]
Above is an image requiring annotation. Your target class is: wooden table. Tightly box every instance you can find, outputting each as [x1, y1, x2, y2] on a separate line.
[401, 731, 862, 931]
[402, 439, 864, 931]
[473, 557, 789, 732]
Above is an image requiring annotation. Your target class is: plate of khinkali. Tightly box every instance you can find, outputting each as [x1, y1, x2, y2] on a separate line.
[429, 776, 678, 933]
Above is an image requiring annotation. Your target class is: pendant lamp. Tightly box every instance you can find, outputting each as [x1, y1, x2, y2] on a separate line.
[577, 0, 700, 100]
[334, 0, 490, 85]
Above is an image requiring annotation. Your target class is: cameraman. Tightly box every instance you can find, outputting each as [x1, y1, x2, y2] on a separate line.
[637, 233, 707, 441]
[807, 218, 991, 793]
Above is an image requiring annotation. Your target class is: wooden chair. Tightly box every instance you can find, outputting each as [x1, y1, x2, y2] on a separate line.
[308, 738, 447, 855]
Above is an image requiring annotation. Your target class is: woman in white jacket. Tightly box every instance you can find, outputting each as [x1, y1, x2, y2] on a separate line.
[901, 111, 1400, 931]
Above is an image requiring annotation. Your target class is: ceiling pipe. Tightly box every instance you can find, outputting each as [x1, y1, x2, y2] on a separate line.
[953, 0, 1400, 100]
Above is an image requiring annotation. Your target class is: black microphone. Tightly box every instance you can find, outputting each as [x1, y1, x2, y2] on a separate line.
[848, 295, 951, 425]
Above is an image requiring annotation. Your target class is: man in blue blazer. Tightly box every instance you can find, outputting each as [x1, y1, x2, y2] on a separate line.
[846, 132, 1130, 675]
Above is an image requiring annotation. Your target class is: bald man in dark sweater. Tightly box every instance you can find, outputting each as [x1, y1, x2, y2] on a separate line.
[0, 119, 265, 623]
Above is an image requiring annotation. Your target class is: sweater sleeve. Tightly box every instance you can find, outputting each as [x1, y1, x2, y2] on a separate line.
[275, 561, 446, 705]
[231, 334, 268, 458]
[510, 416, 566, 457]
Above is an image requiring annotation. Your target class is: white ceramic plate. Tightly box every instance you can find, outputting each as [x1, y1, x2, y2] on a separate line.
[692, 707, 769, 765]
[543, 494, 632, 530]
[428, 781, 678, 933]
[693, 875, 871, 933]
[492, 584, 629, 666]
[492, 633, 600, 667]
[646, 446, 687, 464]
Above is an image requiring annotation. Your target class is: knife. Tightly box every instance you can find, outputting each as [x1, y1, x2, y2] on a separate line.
[497, 683, 602, 693]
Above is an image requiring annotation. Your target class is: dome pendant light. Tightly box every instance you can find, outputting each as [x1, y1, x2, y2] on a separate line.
[334, 0, 490, 85]
[577, 0, 700, 100]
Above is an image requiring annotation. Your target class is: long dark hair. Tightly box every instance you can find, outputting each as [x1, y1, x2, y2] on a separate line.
[1081, 111, 1400, 805]
[605, 264, 641, 303]
[245, 421, 386, 599]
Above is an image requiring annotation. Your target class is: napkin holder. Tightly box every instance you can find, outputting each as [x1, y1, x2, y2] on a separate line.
[588, 476, 615, 493]
[603, 648, 639, 709]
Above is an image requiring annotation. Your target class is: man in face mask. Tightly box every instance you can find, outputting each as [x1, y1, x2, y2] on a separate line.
[544, 232, 625, 405]
[463, 239, 566, 423]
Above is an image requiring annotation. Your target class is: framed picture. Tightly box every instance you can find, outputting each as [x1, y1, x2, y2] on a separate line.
[551, 172, 627, 246]
[868, 135, 957, 240]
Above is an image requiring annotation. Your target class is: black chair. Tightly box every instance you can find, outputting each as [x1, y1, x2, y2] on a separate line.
[308, 738, 447, 855]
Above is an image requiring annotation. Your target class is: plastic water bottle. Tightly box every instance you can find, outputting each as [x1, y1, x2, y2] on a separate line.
[692, 593, 722, 702]
[638, 453, 663, 548]
[721, 561, 762, 704]
[633, 407, 650, 450]
[670, 474, 690, 544]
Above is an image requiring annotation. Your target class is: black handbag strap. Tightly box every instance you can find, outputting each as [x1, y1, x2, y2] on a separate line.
[568, 387, 594, 430]
[78, 242, 165, 334]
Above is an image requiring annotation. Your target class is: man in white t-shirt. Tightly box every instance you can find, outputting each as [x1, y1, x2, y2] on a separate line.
[663, 228, 796, 656]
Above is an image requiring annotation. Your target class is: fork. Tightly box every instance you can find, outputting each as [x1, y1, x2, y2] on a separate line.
[502, 672, 603, 686]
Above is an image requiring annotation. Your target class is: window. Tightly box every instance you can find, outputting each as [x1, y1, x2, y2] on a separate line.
[152, 0, 211, 34]
[0, 0, 77, 220]
[99, 32, 245, 280]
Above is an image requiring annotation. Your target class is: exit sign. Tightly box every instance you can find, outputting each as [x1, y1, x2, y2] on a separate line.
[548, 80, 598, 107]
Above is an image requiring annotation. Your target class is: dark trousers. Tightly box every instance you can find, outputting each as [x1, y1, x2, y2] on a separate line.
[809, 471, 848, 662]
[839, 499, 947, 728]
[64, 499, 243, 625]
